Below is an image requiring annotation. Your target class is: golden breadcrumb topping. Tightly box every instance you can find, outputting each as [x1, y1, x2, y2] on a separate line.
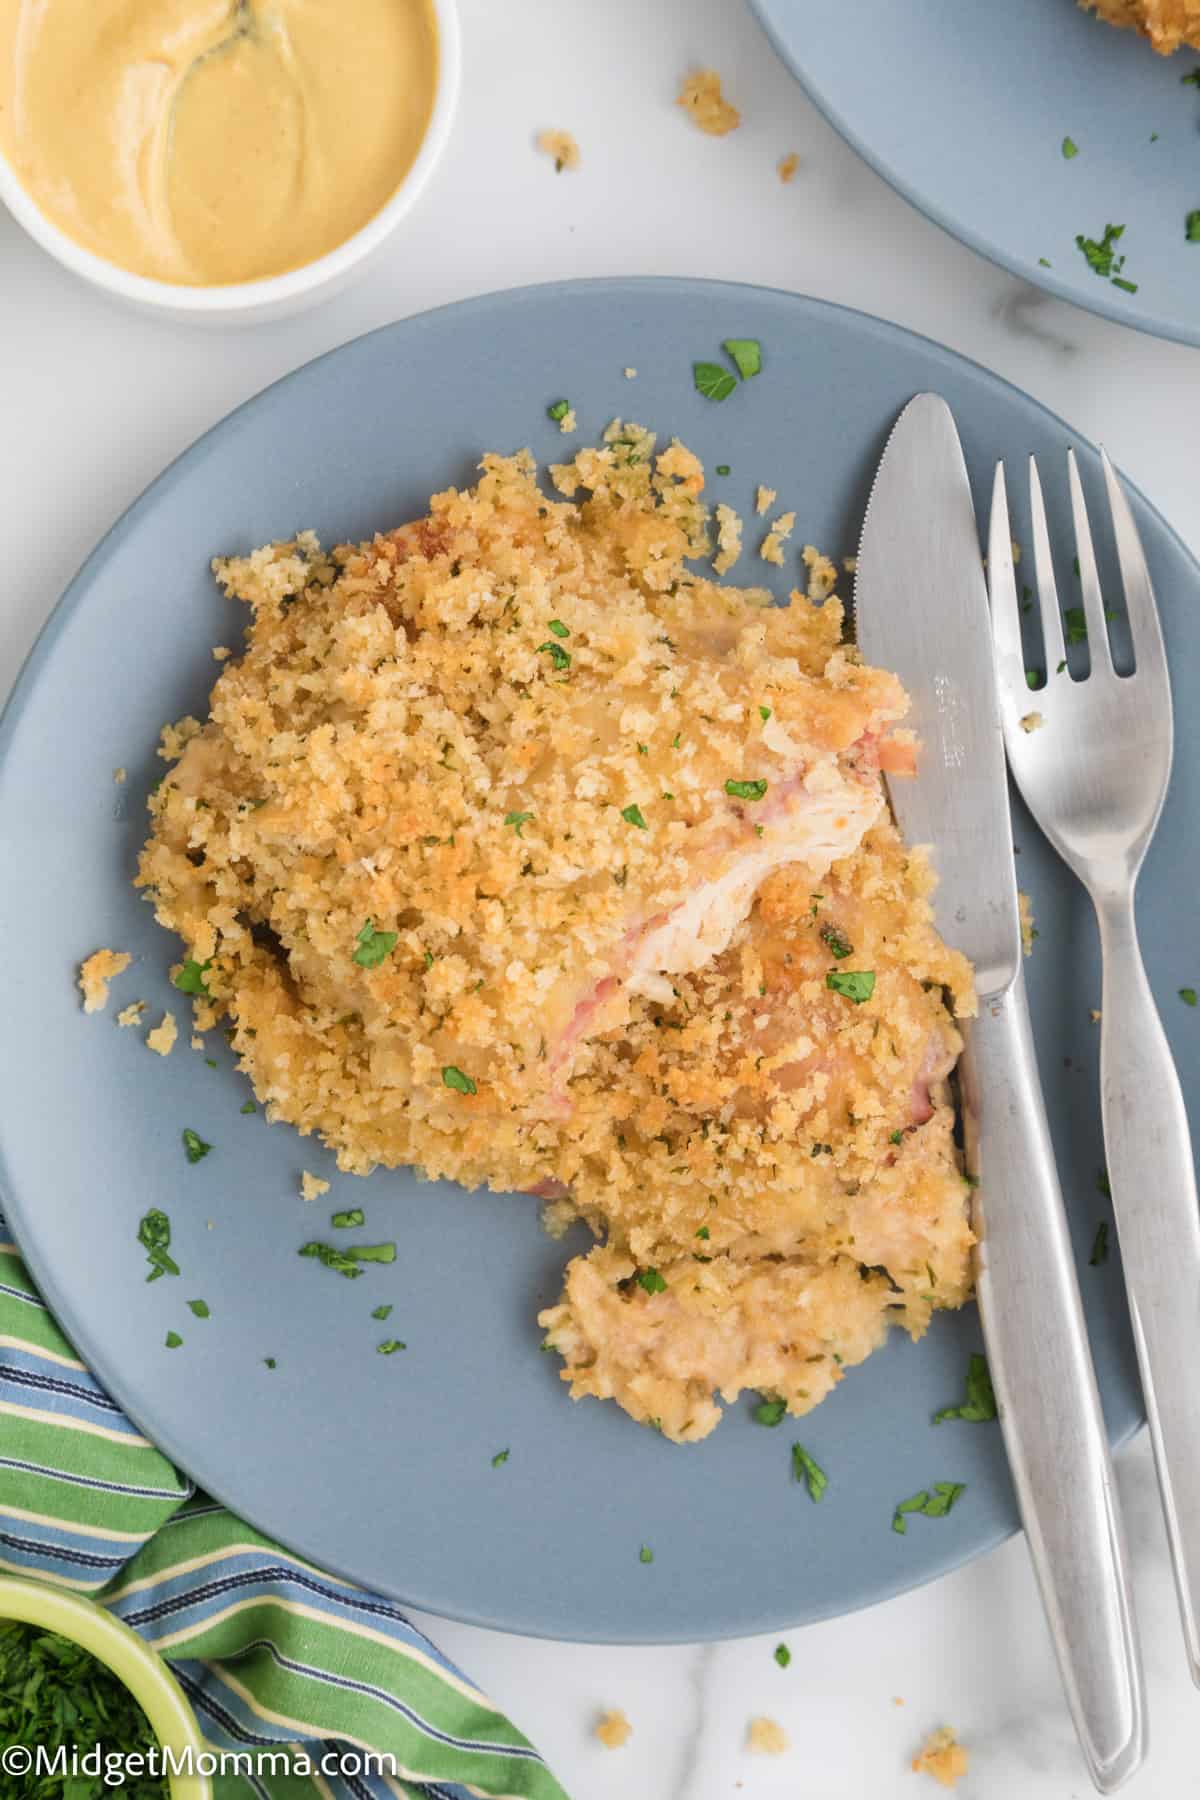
[778, 153, 799, 183]
[145, 1012, 177, 1056]
[1081, 0, 1200, 53]
[78, 949, 131, 1014]
[137, 429, 972, 1442]
[748, 1717, 790, 1755]
[1018, 890, 1036, 956]
[301, 1171, 330, 1202]
[912, 1727, 969, 1788]
[677, 69, 740, 136]
[116, 1001, 145, 1028]
[712, 502, 743, 575]
[760, 511, 796, 566]
[755, 485, 776, 516]
[594, 1709, 632, 1749]
[536, 129, 580, 172]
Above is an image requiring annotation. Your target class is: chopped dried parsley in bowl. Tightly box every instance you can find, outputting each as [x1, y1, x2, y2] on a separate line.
[0, 1574, 212, 1798]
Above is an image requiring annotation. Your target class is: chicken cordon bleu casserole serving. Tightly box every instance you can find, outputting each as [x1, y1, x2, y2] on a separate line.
[137, 423, 976, 1443]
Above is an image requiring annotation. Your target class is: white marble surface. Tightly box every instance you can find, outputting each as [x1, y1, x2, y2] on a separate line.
[2, 1, 1197, 1794]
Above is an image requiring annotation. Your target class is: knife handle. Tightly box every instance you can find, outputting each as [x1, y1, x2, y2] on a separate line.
[962, 967, 1145, 1794]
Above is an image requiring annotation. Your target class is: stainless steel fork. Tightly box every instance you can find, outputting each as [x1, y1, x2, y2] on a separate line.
[989, 449, 1200, 1684]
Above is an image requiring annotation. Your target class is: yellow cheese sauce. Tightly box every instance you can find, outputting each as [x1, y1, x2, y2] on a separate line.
[0, 0, 438, 286]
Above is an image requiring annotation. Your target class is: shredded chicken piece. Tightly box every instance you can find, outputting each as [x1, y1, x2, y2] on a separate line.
[677, 68, 740, 136]
[78, 950, 131, 1014]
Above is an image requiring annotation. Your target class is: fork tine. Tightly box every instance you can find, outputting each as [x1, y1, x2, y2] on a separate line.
[1029, 456, 1066, 676]
[1066, 449, 1114, 675]
[987, 462, 1026, 698]
[1100, 448, 1168, 681]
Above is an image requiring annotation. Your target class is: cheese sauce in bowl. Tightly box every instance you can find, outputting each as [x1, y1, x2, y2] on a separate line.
[0, 0, 456, 318]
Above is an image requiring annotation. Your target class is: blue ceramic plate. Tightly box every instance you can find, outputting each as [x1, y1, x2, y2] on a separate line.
[752, 0, 1200, 347]
[0, 280, 1191, 1643]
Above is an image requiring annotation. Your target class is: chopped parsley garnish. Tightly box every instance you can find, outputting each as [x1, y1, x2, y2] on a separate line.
[621, 803, 648, 830]
[372, 1303, 393, 1320]
[1026, 669, 1043, 690]
[820, 923, 853, 960]
[331, 1208, 365, 1229]
[892, 1482, 965, 1534]
[377, 1338, 406, 1354]
[1180, 987, 1197, 1007]
[442, 1065, 477, 1095]
[173, 958, 212, 996]
[1075, 221, 1134, 294]
[639, 1544, 654, 1564]
[547, 399, 570, 421]
[636, 1266, 667, 1295]
[758, 704, 772, 721]
[826, 969, 876, 1004]
[792, 1443, 828, 1502]
[1038, 256, 1052, 267]
[774, 1643, 791, 1668]
[0, 1619, 169, 1787]
[753, 1397, 787, 1427]
[695, 1225, 710, 1240]
[349, 1242, 395, 1264]
[1090, 1221, 1110, 1267]
[505, 810, 534, 835]
[1188, 212, 1200, 243]
[1183, 68, 1200, 86]
[1097, 1169, 1112, 1198]
[240, 1099, 256, 1114]
[264, 1357, 277, 1369]
[889, 1129, 904, 1146]
[1112, 277, 1138, 293]
[538, 640, 571, 671]
[933, 1353, 996, 1424]
[1064, 606, 1088, 645]
[1062, 136, 1079, 159]
[137, 1209, 179, 1282]
[1056, 659, 1067, 674]
[299, 1240, 396, 1278]
[492, 1448, 510, 1467]
[724, 778, 768, 802]
[353, 919, 398, 968]
[722, 338, 762, 379]
[715, 463, 731, 476]
[693, 361, 737, 402]
[182, 1128, 211, 1165]
[165, 1331, 182, 1349]
[186, 1299, 210, 1319]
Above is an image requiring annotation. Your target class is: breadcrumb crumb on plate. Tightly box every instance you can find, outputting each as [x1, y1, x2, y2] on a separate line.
[912, 1726, 968, 1787]
[760, 510, 796, 565]
[594, 1708, 632, 1749]
[145, 1012, 177, 1056]
[677, 69, 740, 136]
[301, 1172, 331, 1202]
[1018, 891, 1037, 956]
[778, 152, 799, 183]
[1019, 711, 1044, 734]
[116, 1001, 145, 1028]
[802, 545, 838, 600]
[747, 1716, 790, 1755]
[712, 502, 743, 575]
[755, 485, 776, 516]
[78, 949, 131, 1014]
[536, 129, 580, 172]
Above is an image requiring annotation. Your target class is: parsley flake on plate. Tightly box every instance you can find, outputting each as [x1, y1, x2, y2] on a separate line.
[173, 958, 211, 996]
[492, 1448, 510, 1467]
[137, 1209, 179, 1282]
[299, 1241, 362, 1278]
[1187, 212, 1200, 243]
[264, 1356, 277, 1369]
[792, 1443, 828, 1503]
[715, 463, 731, 476]
[892, 1481, 965, 1534]
[442, 1065, 477, 1095]
[377, 1338, 406, 1355]
[353, 919, 398, 969]
[1064, 606, 1088, 645]
[538, 640, 571, 671]
[774, 1643, 791, 1669]
[331, 1208, 365, 1229]
[504, 811, 534, 836]
[1062, 136, 1079, 159]
[826, 969, 876, 1004]
[165, 1331, 183, 1349]
[372, 1303, 393, 1320]
[724, 778, 768, 802]
[186, 1298, 210, 1319]
[636, 1266, 667, 1295]
[722, 337, 762, 379]
[639, 1544, 654, 1564]
[753, 1397, 787, 1427]
[1180, 987, 1197, 1007]
[933, 1353, 996, 1424]
[1090, 1221, 1110, 1266]
[182, 1128, 211, 1165]
[547, 399, 571, 422]
[240, 1099, 256, 1114]
[621, 803, 648, 830]
[693, 361, 737, 403]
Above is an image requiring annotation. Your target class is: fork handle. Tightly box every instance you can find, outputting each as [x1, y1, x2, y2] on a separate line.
[964, 967, 1145, 1793]
[1096, 888, 1200, 1681]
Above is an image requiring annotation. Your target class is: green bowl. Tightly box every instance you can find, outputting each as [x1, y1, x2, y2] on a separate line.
[0, 1574, 212, 1799]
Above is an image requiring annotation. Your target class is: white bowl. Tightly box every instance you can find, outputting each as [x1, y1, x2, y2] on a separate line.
[0, 0, 460, 326]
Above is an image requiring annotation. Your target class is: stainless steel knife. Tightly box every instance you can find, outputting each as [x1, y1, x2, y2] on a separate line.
[854, 393, 1145, 1794]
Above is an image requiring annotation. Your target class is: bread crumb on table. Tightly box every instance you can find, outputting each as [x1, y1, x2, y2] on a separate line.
[760, 511, 796, 566]
[536, 129, 580, 172]
[1018, 891, 1037, 956]
[755, 484, 776, 516]
[113, 767, 127, 785]
[803, 545, 838, 600]
[212, 646, 232, 662]
[557, 407, 577, 434]
[778, 152, 800, 183]
[146, 1011, 178, 1056]
[1019, 711, 1044, 733]
[116, 1001, 145, 1028]
[624, 367, 637, 379]
[677, 68, 740, 137]
[301, 1171, 330, 1203]
[78, 949, 131, 1014]
[1091, 1008, 1102, 1023]
[912, 1726, 969, 1788]
[712, 502, 743, 575]
[594, 1708, 632, 1749]
[747, 1716, 790, 1755]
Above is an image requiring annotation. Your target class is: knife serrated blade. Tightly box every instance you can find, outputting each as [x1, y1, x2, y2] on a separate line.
[854, 392, 1021, 996]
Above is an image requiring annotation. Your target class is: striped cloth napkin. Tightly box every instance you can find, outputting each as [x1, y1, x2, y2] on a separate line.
[0, 1217, 569, 1800]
